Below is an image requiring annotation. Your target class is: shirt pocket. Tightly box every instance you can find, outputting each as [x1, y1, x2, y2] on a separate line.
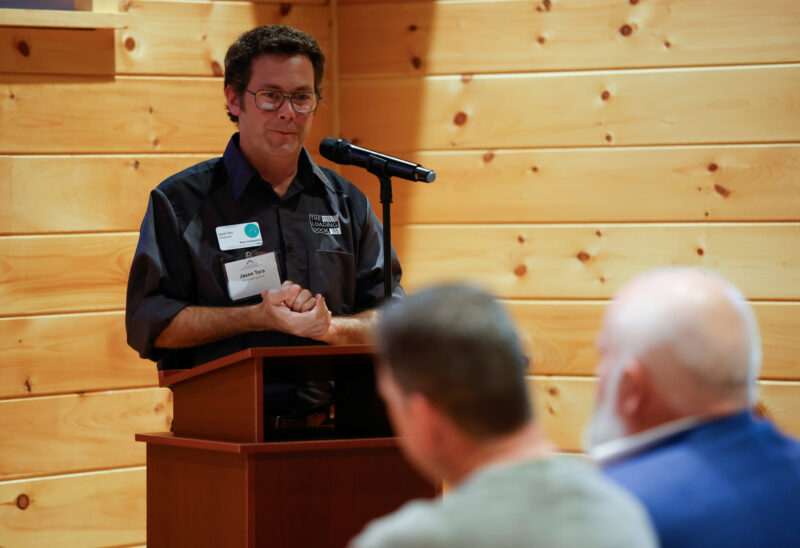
[309, 250, 356, 315]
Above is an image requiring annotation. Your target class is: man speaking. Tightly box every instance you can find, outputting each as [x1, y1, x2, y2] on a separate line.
[125, 25, 403, 424]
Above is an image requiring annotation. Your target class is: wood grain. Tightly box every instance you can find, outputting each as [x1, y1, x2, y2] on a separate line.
[339, 0, 800, 77]
[0, 234, 137, 316]
[508, 301, 800, 381]
[532, 376, 800, 451]
[0, 388, 172, 479]
[0, 7, 124, 29]
[0, 311, 156, 399]
[117, 1, 332, 76]
[395, 224, 800, 300]
[0, 75, 333, 154]
[347, 144, 800, 224]
[0, 27, 115, 75]
[0, 467, 145, 547]
[340, 65, 800, 150]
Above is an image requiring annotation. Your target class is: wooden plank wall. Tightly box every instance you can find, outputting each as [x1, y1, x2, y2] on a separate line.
[0, 1, 335, 545]
[337, 0, 800, 450]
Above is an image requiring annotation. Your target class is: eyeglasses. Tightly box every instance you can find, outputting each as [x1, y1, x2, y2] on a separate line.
[245, 89, 320, 114]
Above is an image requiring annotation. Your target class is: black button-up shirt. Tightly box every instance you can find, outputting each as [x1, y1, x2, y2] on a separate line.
[125, 134, 403, 411]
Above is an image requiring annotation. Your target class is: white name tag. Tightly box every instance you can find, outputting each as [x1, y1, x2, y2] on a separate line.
[223, 252, 282, 301]
[216, 222, 263, 251]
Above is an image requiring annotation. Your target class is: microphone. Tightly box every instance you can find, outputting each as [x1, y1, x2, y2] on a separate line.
[319, 138, 436, 183]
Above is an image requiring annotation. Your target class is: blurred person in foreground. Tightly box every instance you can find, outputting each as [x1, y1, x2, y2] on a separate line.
[350, 284, 656, 548]
[587, 267, 800, 547]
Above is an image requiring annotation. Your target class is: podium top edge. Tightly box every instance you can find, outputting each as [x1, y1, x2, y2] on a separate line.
[135, 432, 400, 454]
[159, 344, 377, 387]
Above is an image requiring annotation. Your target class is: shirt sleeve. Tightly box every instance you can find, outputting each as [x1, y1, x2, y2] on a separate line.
[125, 188, 196, 361]
[353, 197, 405, 312]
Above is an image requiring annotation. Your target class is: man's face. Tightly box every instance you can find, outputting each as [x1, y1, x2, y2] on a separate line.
[585, 313, 630, 450]
[227, 53, 316, 164]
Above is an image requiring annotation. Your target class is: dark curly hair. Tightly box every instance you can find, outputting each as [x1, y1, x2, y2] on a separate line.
[223, 25, 325, 123]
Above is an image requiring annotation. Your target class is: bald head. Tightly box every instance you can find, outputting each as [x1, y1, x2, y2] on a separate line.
[601, 267, 761, 414]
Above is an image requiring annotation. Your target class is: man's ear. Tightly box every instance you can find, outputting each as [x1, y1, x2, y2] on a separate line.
[616, 359, 650, 421]
[407, 392, 445, 449]
[225, 85, 242, 118]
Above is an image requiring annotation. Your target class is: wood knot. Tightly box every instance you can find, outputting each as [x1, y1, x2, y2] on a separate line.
[535, 0, 552, 12]
[595, 230, 602, 237]
[124, 37, 135, 51]
[664, 40, 672, 48]
[17, 494, 30, 510]
[704, 211, 710, 217]
[408, 24, 418, 32]
[577, 251, 591, 263]
[707, 162, 718, 172]
[605, 133, 613, 142]
[17, 40, 31, 57]
[461, 73, 473, 84]
[483, 151, 495, 163]
[514, 264, 527, 277]
[599, 276, 606, 283]
[601, 90, 611, 101]
[24, 378, 32, 393]
[537, 36, 546, 45]
[9, 93, 15, 100]
[152, 137, 160, 147]
[154, 404, 164, 413]
[620, 24, 633, 37]
[453, 111, 468, 126]
[714, 184, 731, 198]
[754, 400, 770, 419]
[148, 106, 154, 114]
[531, 165, 539, 172]
[696, 247, 704, 256]
[279, 3, 292, 17]
[629, 0, 639, 4]
[547, 386, 559, 396]
[210, 60, 223, 76]
[517, 235, 525, 244]
[411, 56, 422, 70]
[546, 404, 555, 415]
[133, 160, 140, 169]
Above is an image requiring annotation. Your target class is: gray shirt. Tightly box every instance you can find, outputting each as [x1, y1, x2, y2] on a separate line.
[350, 457, 657, 548]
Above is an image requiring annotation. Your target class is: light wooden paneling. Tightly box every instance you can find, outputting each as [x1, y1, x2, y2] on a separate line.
[0, 388, 171, 479]
[0, 234, 137, 316]
[395, 224, 800, 300]
[0, 7, 124, 29]
[0, 312, 156, 399]
[0, 27, 115, 75]
[340, 65, 800, 150]
[0, 468, 145, 547]
[531, 376, 800, 452]
[347, 144, 800, 224]
[340, 0, 800, 77]
[118, 1, 332, 76]
[0, 75, 333, 154]
[509, 301, 800, 381]
[0, 155, 204, 235]
[0, 153, 341, 235]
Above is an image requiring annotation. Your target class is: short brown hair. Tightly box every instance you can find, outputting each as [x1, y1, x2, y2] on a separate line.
[375, 284, 532, 439]
[223, 25, 325, 123]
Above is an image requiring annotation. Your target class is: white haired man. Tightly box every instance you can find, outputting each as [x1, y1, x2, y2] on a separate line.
[587, 267, 800, 547]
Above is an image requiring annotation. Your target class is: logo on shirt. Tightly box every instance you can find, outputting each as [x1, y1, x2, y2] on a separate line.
[309, 214, 342, 235]
[244, 223, 260, 238]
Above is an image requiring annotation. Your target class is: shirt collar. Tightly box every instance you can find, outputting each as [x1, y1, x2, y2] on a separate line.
[222, 133, 336, 200]
[589, 415, 710, 465]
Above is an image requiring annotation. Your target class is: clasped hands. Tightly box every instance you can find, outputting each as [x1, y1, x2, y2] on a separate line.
[258, 280, 336, 341]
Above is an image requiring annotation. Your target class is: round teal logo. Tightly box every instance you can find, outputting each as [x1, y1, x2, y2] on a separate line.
[244, 223, 259, 238]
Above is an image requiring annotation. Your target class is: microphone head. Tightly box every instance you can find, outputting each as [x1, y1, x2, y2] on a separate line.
[319, 137, 351, 164]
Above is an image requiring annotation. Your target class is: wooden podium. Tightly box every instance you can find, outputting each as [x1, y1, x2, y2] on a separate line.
[136, 345, 437, 548]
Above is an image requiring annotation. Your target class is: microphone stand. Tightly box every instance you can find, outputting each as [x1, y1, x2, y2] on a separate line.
[366, 156, 393, 300]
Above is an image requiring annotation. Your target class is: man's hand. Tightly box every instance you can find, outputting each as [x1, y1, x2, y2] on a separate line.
[257, 284, 332, 339]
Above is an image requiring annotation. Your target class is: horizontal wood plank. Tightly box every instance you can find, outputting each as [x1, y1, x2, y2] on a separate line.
[394, 224, 800, 300]
[0, 468, 145, 547]
[0, 7, 124, 29]
[347, 144, 800, 224]
[0, 234, 137, 316]
[0, 75, 332, 154]
[0, 27, 115, 75]
[0, 312, 157, 399]
[340, 65, 800, 150]
[3, 224, 799, 316]
[339, 0, 800, 77]
[0, 388, 171, 479]
[117, 1, 331, 76]
[509, 301, 800, 381]
[532, 376, 800, 451]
